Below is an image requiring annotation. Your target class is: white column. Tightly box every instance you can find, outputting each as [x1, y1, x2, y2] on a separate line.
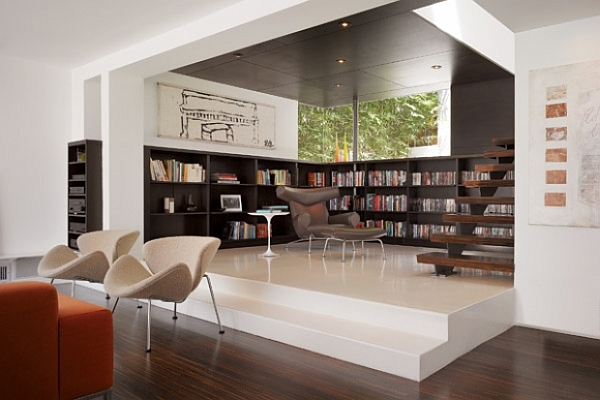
[101, 70, 145, 257]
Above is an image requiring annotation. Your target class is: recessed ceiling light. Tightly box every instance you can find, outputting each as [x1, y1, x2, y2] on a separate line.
[339, 21, 351, 28]
[234, 53, 244, 59]
[431, 64, 442, 69]
[334, 83, 343, 88]
[336, 59, 347, 64]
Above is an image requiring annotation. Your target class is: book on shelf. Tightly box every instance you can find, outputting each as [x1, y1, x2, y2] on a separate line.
[257, 169, 291, 185]
[222, 221, 257, 240]
[150, 158, 205, 182]
[307, 172, 326, 187]
[256, 223, 269, 238]
[264, 205, 289, 211]
[211, 172, 238, 182]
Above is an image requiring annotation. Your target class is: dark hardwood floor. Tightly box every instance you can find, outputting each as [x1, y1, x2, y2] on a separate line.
[64, 285, 600, 400]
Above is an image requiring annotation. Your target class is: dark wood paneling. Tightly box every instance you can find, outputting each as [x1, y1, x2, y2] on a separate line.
[172, 1, 513, 108]
[451, 77, 515, 155]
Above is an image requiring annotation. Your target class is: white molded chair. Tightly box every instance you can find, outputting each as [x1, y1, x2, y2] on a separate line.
[104, 236, 224, 352]
[37, 230, 140, 296]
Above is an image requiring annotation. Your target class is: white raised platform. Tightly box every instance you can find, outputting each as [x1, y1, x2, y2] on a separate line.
[168, 244, 514, 381]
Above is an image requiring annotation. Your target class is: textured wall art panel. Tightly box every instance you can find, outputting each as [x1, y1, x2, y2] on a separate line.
[529, 59, 600, 226]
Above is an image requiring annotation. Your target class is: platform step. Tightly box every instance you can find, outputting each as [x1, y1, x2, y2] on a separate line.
[455, 196, 514, 205]
[463, 179, 515, 188]
[491, 137, 515, 149]
[416, 251, 514, 273]
[430, 233, 514, 247]
[443, 214, 514, 224]
[484, 149, 515, 159]
[475, 163, 514, 172]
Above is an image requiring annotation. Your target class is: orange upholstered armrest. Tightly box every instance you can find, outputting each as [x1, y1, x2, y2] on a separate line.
[0, 281, 60, 400]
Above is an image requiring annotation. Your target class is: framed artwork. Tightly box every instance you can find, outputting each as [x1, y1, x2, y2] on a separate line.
[529, 59, 600, 227]
[220, 194, 242, 212]
[158, 83, 276, 149]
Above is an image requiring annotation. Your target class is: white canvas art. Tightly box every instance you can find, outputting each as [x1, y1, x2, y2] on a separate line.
[158, 83, 276, 149]
[529, 59, 600, 227]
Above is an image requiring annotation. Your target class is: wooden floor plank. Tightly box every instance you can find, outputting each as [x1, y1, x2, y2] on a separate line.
[59, 284, 600, 400]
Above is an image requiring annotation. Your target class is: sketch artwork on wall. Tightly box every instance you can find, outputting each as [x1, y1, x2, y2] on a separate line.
[158, 83, 276, 149]
[529, 59, 600, 227]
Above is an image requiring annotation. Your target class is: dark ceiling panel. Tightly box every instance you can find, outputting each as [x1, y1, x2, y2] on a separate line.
[172, 0, 512, 107]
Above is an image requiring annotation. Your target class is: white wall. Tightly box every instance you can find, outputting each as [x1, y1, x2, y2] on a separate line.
[144, 73, 298, 160]
[0, 54, 71, 255]
[515, 16, 600, 339]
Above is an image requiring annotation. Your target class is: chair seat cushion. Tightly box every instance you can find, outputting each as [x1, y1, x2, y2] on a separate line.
[325, 227, 387, 240]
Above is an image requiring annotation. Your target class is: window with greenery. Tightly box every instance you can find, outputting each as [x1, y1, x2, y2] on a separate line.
[298, 91, 446, 162]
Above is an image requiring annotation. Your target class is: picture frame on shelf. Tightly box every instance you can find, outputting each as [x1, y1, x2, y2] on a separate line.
[220, 194, 242, 212]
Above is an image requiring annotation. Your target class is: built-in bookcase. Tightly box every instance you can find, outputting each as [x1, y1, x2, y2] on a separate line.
[145, 146, 494, 249]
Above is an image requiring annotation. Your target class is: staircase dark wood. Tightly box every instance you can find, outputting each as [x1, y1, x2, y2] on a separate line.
[417, 137, 515, 276]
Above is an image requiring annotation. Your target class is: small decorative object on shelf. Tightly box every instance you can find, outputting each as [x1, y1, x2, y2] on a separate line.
[220, 194, 242, 212]
[164, 197, 175, 213]
[76, 150, 86, 162]
[185, 194, 198, 212]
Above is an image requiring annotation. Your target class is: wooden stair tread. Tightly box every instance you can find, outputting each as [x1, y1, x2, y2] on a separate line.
[455, 196, 514, 205]
[491, 137, 515, 148]
[463, 179, 515, 188]
[475, 163, 514, 172]
[430, 233, 514, 247]
[416, 252, 514, 273]
[443, 214, 514, 224]
[484, 149, 515, 159]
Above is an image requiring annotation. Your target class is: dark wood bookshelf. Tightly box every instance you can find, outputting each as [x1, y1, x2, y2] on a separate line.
[67, 139, 102, 249]
[145, 146, 511, 250]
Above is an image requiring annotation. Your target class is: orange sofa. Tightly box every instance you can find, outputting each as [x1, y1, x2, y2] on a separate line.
[0, 281, 113, 400]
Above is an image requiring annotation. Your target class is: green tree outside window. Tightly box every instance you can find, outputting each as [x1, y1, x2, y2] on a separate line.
[298, 92, 441, 162]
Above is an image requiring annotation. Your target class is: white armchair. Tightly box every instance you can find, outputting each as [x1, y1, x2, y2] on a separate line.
[37, 230, 140, 296]
[104, 236, 223, 352]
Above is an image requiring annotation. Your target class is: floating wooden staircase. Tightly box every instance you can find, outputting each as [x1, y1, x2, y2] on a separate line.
[417, 137, 515, 276]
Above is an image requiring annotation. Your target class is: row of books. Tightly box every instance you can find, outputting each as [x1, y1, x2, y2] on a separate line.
[307, 172, 326, 187]
[310, 170, 495, 187]
[150, 158, 205, 182]
[331, 170, 365, 187]
[257, 169, 292, 185]
[412, 224, 456, 239]
[211, 172, 239, 184]
[365, 194, 408, 212]
[411, 198, 457, 213]
[367, 170, 407, 186]
[460, 171, 490, 182]
[329, 195, 355, 211]
[474, 226, 514, 237]
[411, 171, 456, 186]
[327, 196, 513, 214]
[363, 219, 408, 238]
[222, 221, 269, 240]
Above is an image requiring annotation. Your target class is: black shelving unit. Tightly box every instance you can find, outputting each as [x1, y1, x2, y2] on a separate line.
[145, 146, 500, 250]
[67, 139, 102, 249]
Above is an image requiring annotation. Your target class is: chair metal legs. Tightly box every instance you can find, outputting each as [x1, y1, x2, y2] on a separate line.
[111, 297, 120, 313]
[323, 238, 386, 262]
[146, 299, 152, 352]
[204, 274, 224, 334]
[115, 275, 224, 352]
